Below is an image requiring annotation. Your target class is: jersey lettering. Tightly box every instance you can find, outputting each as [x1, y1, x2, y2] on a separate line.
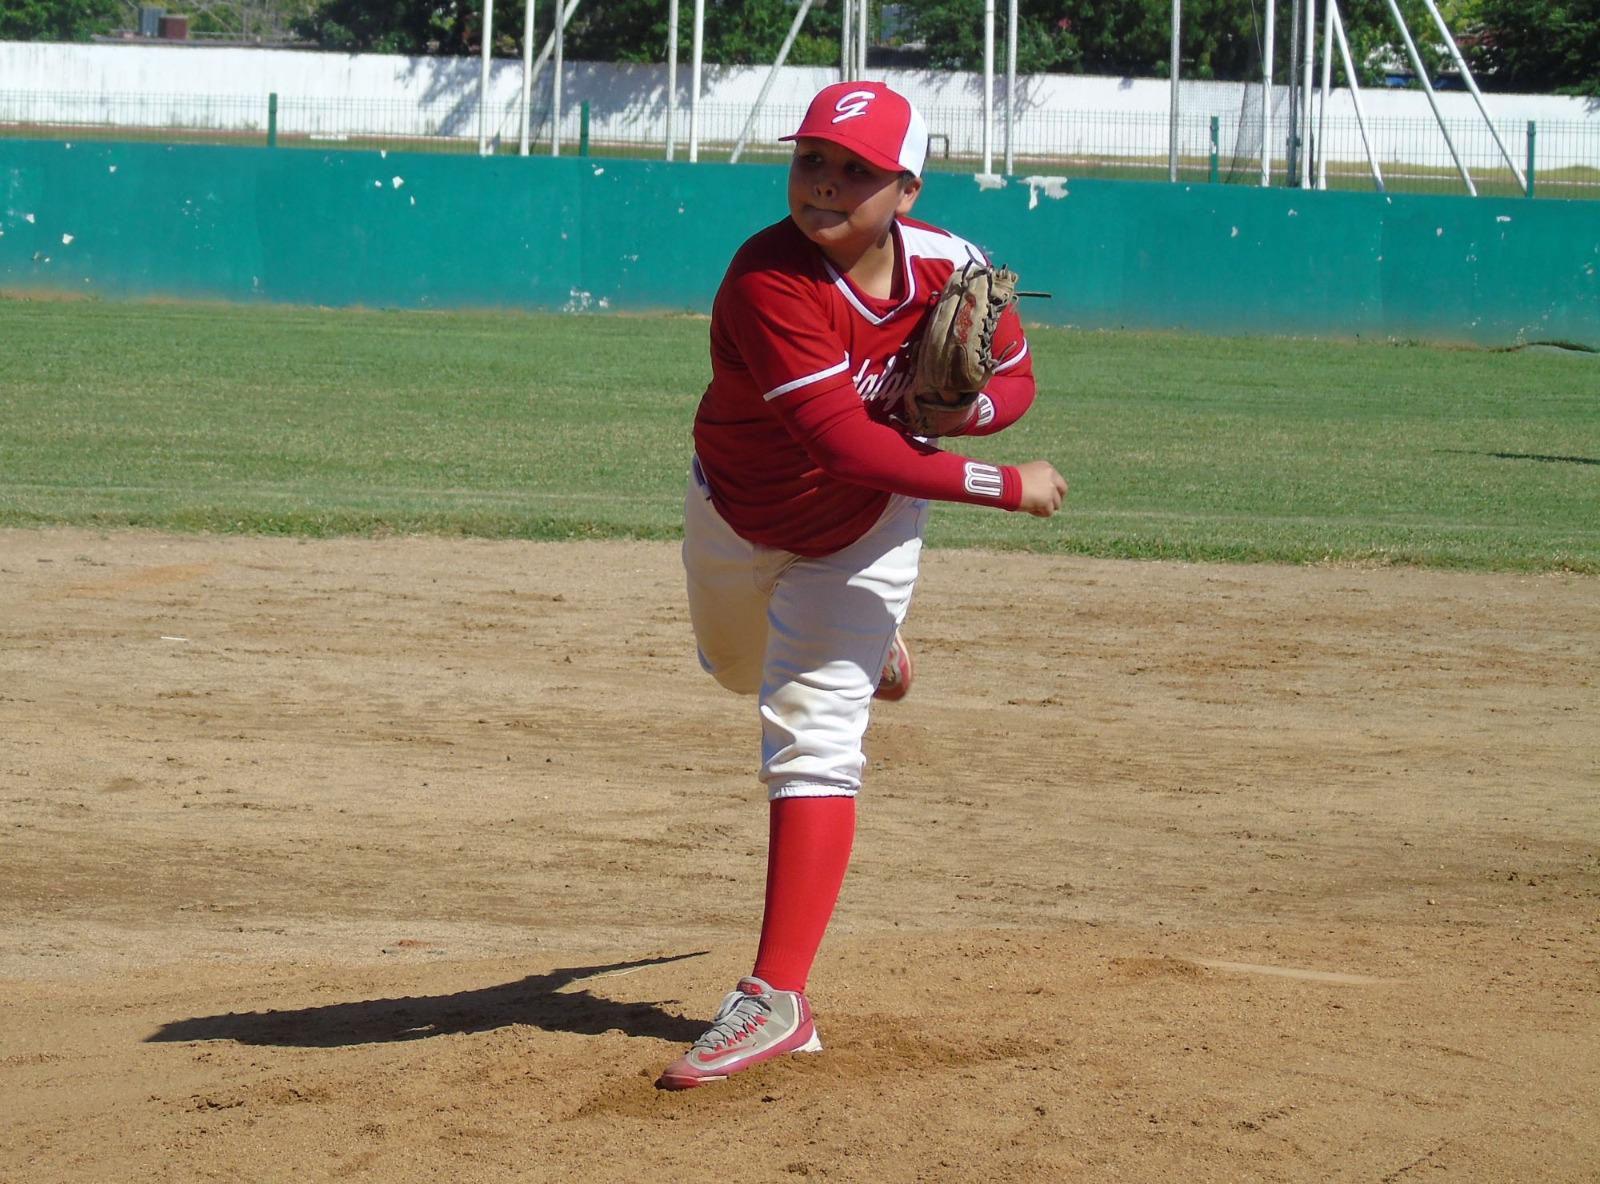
[853, 351, 915, 407]
[964, 462, 1004, 499]
[832, 90, 877, 123]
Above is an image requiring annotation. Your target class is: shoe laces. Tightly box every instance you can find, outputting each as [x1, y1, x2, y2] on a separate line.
[693, 983, 773, 1051]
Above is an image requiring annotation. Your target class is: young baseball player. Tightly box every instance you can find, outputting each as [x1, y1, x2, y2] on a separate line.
[659, 80, 1067, 1090]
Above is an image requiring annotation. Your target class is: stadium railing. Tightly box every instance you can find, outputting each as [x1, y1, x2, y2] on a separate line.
[1, 90, 1594, 199]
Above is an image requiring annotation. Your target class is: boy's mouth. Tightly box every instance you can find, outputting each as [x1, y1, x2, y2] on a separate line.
[802, 205, 848, 225]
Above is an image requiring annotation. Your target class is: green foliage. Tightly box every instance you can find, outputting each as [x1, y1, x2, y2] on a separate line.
[295, 0, 848, 62]
[0, 0, 120, 41]
[565, 0, 846, 66]
[295, 0, 479, 53]
[1464, 0, 1600, 96]
[2, 298, 1595, 572]
[904, 0, 1265, 79]
[287, 0, 1597, 92]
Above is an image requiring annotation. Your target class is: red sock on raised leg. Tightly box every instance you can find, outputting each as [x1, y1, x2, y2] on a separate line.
[751, 795, 856, 993]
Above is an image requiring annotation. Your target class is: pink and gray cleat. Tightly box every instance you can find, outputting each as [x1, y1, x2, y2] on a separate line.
[656, 976, 822, 1090]
[873, 629, 914, 701]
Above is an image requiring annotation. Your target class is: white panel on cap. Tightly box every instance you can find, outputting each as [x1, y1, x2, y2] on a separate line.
[898, 104, 929, 176]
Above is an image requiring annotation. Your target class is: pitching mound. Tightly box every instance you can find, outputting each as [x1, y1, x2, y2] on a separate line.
[2, 530, 1595, 1181]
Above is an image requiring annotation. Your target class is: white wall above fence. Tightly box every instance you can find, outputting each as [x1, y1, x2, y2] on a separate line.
[4, 39, 1595, 120]
[2, 39, 1595, 170]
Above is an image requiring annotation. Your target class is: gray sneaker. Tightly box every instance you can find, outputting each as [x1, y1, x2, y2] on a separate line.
[656, 976, 822, 1090]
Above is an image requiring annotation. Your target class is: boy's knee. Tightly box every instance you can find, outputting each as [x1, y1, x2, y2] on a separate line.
[699, 647, 762, 696]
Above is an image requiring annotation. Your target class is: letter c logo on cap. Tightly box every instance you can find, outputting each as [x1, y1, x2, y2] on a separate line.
[832, 90, 876, 123]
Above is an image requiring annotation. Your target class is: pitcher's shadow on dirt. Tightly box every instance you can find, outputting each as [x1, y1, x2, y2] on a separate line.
[143, 952, 709, 1048]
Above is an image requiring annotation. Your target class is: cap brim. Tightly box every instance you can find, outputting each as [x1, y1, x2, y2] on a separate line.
[779, 130, 911, 176]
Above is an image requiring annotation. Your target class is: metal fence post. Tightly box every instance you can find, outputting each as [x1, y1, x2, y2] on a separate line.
[1526, 120, 1536, 197]
[1209, 116, 1220, 183]
[267, 92, 278, 148]
[580, 102, 590, 156]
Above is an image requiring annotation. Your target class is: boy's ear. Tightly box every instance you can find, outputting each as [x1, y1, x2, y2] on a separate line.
[896, 174, 924, 216]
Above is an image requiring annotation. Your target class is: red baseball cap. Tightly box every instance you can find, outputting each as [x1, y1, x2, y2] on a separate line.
[780, 81, 930, 177]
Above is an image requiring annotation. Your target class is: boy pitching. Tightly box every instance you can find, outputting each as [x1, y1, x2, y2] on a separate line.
[660, 80, 1067, 1089]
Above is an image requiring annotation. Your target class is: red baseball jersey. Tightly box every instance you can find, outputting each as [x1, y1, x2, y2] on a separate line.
[694, 216, 1037, 557]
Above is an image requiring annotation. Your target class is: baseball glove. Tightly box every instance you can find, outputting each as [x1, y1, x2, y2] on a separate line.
[904, 261, 1023, 437]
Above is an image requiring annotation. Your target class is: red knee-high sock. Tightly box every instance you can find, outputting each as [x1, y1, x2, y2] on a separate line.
[751, 795, 856, 993]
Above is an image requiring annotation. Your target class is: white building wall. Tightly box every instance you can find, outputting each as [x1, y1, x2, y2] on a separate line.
[1, 39, 1594, 168]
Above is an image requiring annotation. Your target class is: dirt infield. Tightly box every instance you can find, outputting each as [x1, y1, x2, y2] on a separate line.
[2, 528, 1596, 1182]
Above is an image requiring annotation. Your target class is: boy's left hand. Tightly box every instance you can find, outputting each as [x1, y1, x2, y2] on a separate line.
[902, 390, 979, 437]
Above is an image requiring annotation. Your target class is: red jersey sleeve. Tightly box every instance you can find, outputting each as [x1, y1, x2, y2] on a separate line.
[776, 381, 1023, 511]
[717, 266, 851, 402]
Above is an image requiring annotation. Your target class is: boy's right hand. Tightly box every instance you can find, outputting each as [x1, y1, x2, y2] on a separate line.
[1016, 461, 1068, 518]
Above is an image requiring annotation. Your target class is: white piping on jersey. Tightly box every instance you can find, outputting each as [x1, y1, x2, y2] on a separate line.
[821, 221, 988, 327]
[898, 222, 988, 268]
[824, 257, 915, 325]
[994, 339, 1030, 373]
[762, 356, 851, 401]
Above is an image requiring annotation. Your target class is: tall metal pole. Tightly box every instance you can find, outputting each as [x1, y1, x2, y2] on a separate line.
[477, 0, 496, 155]
[841, 0, 853, 82]
[665, 0, 679, 160]
[857, 0, 867, 76]
[1382, 0, 1475, 193]
[550, 0, 563, 155]
[518, 0, 536, 155]
[1300, 0, 1314, 185]
[1330, 0, 1383, 191]
[520, 0, 584, 107]
[1286, 0, 1300, 183]
[730, 0, 818, 163]
[1417, 0, 1526, 190]
[1168, 0, 1180, 181]
[1004, 0, 1017, 175]
[689, 0, 704, 160]
[1260, 0, 1275, 186]
[983, 0, 995, 173]
[1317, 0, 1332, 188]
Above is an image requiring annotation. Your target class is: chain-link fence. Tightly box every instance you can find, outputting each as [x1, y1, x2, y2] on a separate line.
[2, 89, 1595, 198]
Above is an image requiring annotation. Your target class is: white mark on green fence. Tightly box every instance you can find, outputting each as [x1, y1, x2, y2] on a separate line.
[1021, 176, 1069, 210]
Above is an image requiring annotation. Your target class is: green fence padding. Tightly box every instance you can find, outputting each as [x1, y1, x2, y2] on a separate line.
[2, 140, 1595, 347]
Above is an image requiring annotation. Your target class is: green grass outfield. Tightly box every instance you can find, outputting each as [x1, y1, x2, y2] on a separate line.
[1, 296, 1595, 572]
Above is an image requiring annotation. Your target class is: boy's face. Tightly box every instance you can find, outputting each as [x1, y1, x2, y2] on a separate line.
[787, 138, 922, 262]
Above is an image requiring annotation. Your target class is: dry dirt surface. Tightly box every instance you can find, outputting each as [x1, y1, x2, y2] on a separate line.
[1, 527, 1596, 1183]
